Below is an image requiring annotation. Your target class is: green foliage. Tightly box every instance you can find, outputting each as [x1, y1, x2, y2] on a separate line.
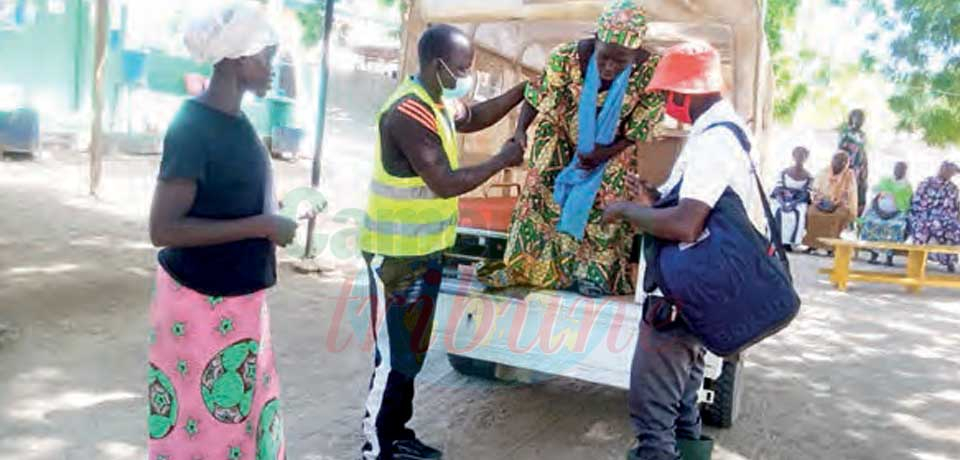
[765, 0, 800, 55]
[884, 0, 960, 146]
[859, 51, 877, 73]
[813, 64, 832, 85]
[834, 0, 960, 146]
[917, 107, 960, 147]
[774, 82, 809, 121]
[765, 0, 804, 122]
[296, 2, 327, 49]
[296, 0, 404, 49]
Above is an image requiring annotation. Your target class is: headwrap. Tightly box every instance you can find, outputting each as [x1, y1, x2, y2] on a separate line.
[946, 161, 959, 175]
[184, 1, 279, 64]
[816, 161, 856, 212]
[596, 0, 647, 50]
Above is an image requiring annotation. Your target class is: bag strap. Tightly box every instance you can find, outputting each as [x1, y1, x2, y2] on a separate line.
[705, 122, 791, 267]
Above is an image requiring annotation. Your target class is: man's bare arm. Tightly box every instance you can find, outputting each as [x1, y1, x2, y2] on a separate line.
[397, 137, 524, 199]
[605, 199, 712, 243]
[456, 82, 527, 133]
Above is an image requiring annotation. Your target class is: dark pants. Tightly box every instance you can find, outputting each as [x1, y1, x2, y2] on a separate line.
[361, 252, 443, 460]
[629, 317, 706, 460]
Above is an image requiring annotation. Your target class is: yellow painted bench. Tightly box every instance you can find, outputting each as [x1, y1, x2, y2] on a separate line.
[818, 238, 960, 293]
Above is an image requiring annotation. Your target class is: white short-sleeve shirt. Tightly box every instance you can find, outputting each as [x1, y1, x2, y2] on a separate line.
[636, 99, 763, 304]
[658, 99, 763, 231]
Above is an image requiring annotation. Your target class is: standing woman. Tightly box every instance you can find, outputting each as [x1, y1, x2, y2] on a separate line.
[481, 0, 665, 297]
[147, 3, 295, 458]
[839, 109, 869, 215]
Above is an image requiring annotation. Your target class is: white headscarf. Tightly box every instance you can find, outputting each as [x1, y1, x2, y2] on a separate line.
[184, 1, 279, 64]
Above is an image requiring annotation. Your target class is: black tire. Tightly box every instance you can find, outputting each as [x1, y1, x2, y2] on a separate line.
[701, 358, 744, 428]
[446, 353, 498, 380]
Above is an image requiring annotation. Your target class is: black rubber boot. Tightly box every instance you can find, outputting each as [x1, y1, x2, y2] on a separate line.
[677, 436, 714, 460]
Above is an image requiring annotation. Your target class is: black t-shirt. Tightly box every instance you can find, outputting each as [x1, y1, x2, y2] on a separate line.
[157, 100, 276, 297]
[379, 93, 449, 178]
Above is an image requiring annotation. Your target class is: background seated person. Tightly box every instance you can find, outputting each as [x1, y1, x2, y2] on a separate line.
[859, 161, 912, 266]
[909, 161, 960, 272]
[804, 152, 858, 255]
[771, 146, 814, 251]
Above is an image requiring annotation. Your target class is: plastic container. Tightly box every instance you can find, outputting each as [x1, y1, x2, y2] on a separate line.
[267, 97, 296, 131]
[122, 50, 149, 84]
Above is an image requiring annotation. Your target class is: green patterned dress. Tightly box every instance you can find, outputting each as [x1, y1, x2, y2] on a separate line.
[839, 123, 869, 214]
[481, 41, 664, 296]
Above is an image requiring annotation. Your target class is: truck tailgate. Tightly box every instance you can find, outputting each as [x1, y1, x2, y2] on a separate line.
[435, 276, 642, 389]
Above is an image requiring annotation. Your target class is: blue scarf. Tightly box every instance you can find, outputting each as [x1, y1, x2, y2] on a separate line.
[554, 52, 633, 240]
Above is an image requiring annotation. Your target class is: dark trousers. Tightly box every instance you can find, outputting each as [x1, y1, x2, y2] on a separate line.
[361, 252, 443, 460]
[629, 317, 706, 460]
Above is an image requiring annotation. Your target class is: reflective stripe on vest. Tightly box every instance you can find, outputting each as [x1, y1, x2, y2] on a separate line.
[364, 214, 457, 236]
[360, 78, 460, 257]
[369, 180, 440, 200]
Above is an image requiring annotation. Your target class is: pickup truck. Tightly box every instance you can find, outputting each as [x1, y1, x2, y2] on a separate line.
[400, 0, 775, 429]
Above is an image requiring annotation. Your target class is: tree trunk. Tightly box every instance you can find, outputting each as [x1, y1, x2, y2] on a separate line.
[89, 0, 109, 197]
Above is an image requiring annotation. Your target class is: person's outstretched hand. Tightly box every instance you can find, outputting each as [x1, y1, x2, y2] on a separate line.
[602, 202, 631, 224]
[625, 174, 658, 207]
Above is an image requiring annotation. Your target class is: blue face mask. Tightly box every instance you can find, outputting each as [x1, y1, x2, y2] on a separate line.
[438, 59, 475, 100]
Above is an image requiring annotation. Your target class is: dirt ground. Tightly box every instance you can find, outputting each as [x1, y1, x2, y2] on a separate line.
[2, 109, 960, 459]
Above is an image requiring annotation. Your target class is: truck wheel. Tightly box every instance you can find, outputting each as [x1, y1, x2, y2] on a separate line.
[446, 353, 498, 380]
[701, 358, 744, 428]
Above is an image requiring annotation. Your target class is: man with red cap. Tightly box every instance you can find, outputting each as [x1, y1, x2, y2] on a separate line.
[604, 41, 762, 460]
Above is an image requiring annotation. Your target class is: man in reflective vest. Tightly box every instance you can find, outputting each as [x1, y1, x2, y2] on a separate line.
[359, 24, 526, 460]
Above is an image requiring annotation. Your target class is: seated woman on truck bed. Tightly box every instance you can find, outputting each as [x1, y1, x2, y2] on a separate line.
[480, 0, 665, 297]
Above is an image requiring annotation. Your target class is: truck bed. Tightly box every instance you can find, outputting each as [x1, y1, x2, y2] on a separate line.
[435, 273, 642, 389]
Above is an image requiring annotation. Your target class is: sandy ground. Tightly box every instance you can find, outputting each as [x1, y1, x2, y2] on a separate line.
[2, 76, 960, 459]
[3, 151, 959, 460]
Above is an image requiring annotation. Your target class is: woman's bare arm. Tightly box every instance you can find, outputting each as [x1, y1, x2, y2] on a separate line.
[149, 179, 294, 248]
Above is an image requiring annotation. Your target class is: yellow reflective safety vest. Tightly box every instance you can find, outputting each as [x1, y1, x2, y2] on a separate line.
[359, 78, 459, 257]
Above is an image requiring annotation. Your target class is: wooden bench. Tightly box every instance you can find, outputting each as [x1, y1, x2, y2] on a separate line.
[818, 238, 960, 293]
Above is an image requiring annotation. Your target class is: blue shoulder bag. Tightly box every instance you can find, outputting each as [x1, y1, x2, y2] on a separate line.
[643, 122, 801, 357]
